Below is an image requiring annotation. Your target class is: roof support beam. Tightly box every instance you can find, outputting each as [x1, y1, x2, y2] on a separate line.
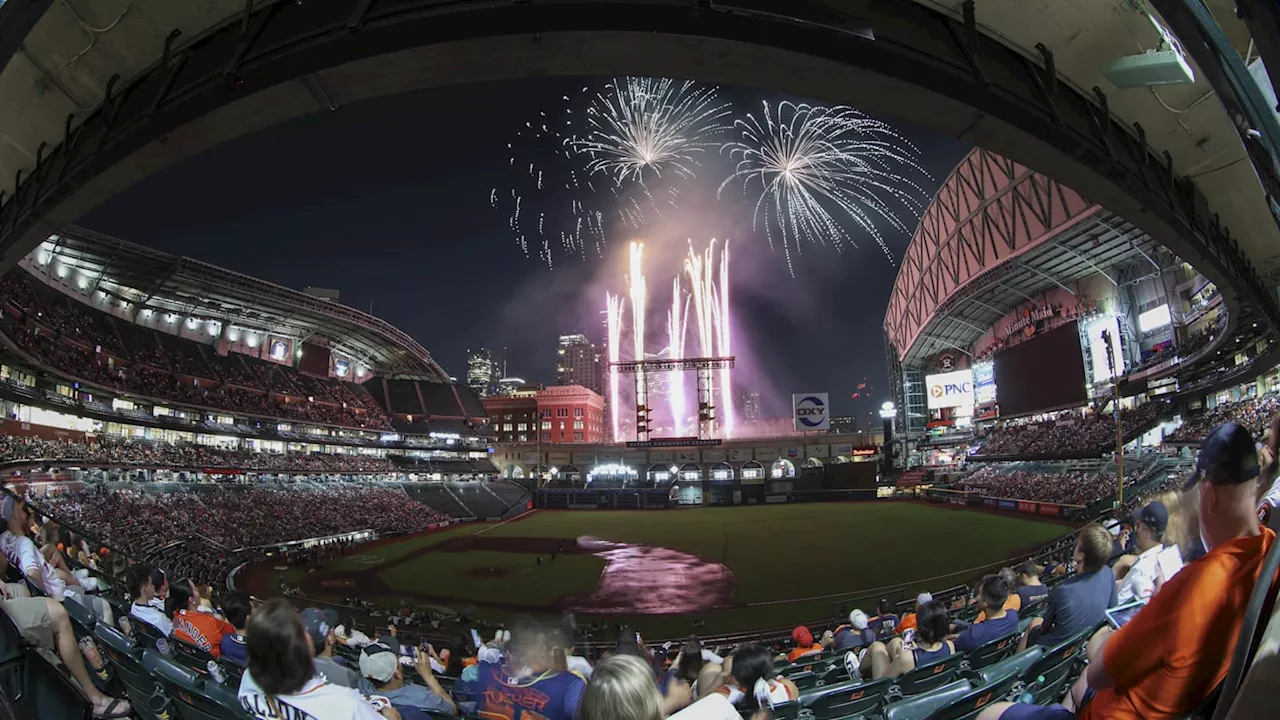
[1015, 262, 1076, 295]
[1056, 245, 1118, 287]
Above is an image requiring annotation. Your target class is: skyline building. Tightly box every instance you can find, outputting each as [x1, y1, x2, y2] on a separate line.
[555, 332, 604, 395]
[466, 348, 498, 397]
[742, 391, 763, 421]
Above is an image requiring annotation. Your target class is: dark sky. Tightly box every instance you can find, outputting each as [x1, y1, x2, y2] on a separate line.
[80, 77, 969, 419]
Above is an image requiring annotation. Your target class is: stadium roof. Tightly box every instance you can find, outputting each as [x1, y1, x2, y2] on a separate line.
[884, 148, 1258, 366]
[27, 226, 450, 380]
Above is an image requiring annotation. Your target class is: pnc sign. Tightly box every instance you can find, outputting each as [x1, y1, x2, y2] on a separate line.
[925, 370, 975, 410]
[793, 393, 830, 431]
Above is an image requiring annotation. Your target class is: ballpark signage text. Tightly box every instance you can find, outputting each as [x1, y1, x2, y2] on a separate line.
[925, 370, 975, 410]
[793, 393, 830, 431]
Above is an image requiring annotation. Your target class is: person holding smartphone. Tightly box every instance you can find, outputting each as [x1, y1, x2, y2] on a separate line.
[360, 636, 456, 716]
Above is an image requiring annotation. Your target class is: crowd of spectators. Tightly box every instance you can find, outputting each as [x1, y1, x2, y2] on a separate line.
[0, 270, 393, 430]
[0, 435, 397, 473]
[961, 463, 1145, 506]
[976, 401, 1164, 457]
[1165, 391, 1280, 443]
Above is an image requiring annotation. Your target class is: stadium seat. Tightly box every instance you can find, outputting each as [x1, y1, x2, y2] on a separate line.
[799, 676, 893, 719]
[1020, 598, 1048, 618]
[217, 658, 244, 686]
[169, 637, 216, 678]
[890, 651, 966, 698]
[14, 646, 92, 720]
[924, 667, 1021, 720]
[62, 598, 97, 640]
[94, 623, 170, 720]
[960, 631, 1021, 673]
[132, 619, 172, 657]
[971, 648, 1043, 687]
[881, 679, 972, 720]
[142, 649, 248, 720]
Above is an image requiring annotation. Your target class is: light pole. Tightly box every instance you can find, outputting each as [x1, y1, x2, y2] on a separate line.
[1101, 329, 1124, 506]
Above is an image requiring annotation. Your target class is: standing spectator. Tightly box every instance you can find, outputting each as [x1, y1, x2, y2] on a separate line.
[238, 599, 394, 720]
[982, 420, 1278, 720]
[359, 638, 456, 716]
[1116, 501, 1168, 604]
[302, 608, 359, 688]
[1021, 523, 1116, 652]
[126, 563, 172, 637]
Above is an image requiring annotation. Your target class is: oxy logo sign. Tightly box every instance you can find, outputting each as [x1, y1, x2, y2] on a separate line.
[792, 393, 830, 431]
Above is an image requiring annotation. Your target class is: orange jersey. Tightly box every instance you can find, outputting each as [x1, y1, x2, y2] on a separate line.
[898, 613, 918, 632]
[787, 643, 823, 662]
[1081, 528, 1276, 720]
[172, 609, 235, 658]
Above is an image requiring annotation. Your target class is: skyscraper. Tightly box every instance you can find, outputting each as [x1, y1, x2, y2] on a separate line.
[555, 333, 604, 395]
[466, 348, 498, 397]
[742, 391, 763, 421]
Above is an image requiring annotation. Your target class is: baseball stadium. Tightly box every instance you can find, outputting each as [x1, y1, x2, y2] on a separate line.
[0, 2, 1279, 720]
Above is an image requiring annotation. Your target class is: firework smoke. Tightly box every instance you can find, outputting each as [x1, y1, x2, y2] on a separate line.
[666, 276, 689, 437]
[606, 292, 624, 442]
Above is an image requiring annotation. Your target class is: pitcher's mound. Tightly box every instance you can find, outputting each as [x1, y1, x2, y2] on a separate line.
[466, 566, 511, 578]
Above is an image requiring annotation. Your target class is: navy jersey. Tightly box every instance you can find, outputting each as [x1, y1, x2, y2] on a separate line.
[869, 614, 899, 640]
[464, 663, 586, 720]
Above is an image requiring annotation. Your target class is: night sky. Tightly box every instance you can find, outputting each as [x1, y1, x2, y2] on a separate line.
[80, 77, 970, 420]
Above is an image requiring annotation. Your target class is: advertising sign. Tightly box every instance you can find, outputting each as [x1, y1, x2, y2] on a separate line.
[1038, 503, 1061, 517]
[831, 443, 854, 456]
[623, 451, 648, 465]
[572, 453, 595, 465]
[522, 452, 540, 464]
[650, 451, 674, 463]
[793, 393, 831, 431]
[926, 370, 975, 410]
[973, 362, 997, 405]
[998, 499, 1017, 511]
[728, 449, 752, 462]
[784, 446, 802, 460]
[597, 450, 622, 463]
[755, 447, 778, 461]
[676, 450, 700, 464]
[547, 452, 571, 465]
[703, 450, 726, 463]
[806, 444, 830, 458]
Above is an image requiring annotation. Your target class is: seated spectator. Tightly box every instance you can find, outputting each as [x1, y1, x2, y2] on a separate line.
[581, 654, 664, 720]
[1014, 560, 1049, 608]
[975, 568, 1022, 622]
[782, 626, 823, 662]
[302, 608, 359, 688]
[238, 598, 395, 720]
[0, 554, 132, 718]
[220, 591, 251, 667]
[169, 577, 236, 658]
[831, 609, 874, 652]
[360, 637, 456, 716]
[126, 562, 172, 637]
[862, 600, 955, 680]
[1021, 523, 1117, 652]
[706, 645, 799, 711]
[149, 568, 169, 612]
[663, 638, 713, 715]
[867, 599, 900, 640]
[0, 496, 113, 624]
[563, 635, 593, 679]
[953, 574, 1019, 653]
[1115, 501, 1169, 604]
[983, 420, 1278, 720]
[457, 622, 584, 720]
[898, 592, 932, 634]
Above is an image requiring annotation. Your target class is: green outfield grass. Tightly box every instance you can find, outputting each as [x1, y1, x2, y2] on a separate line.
[272, 502, 1072, 637]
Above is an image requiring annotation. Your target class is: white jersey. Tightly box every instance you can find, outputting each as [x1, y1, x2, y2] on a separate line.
[1117, 544, 1161, 604]
[130, 602, 173, 637]
[1259, 474, 1280, 526]
[717, 678, 796, 709]
[0, 531, 66, 600]
[238, 672, 383, 720]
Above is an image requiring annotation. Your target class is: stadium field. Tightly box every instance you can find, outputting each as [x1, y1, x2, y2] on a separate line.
[246, 502, 1073, 637]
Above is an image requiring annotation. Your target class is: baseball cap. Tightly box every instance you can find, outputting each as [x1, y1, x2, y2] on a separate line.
[849, 609, 869, 630]
[791, 626, 813, 647]
[299, 608, 338, 646]
[1186, 422, 1260, 489]
[359, 639, 401, 683]
[1133, 501, 1169, 535]
[916, 592, 933, 606]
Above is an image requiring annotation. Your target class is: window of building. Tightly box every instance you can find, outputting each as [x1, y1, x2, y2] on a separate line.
[540, 420, 551, 430]
[518, 434, 527, 442]
[504, 414, 513, 421]
[559, 421, 566, 430]
[517, 423, 527, 431]
[541, 433, 551, 442]
[574, 432, 583, 441]
[573, 420, 584, 430]
[556, 408, 569, 417]
[574, 408, 583, 417]
[541, 409, 551, 418]
[503, 424, 513, 432]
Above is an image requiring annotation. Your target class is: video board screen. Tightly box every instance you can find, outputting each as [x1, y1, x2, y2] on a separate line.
[993, 320, 1087, 417]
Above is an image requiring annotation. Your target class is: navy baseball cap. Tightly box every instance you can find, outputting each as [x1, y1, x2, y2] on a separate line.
[1132, 501, 1169, 535]
[1186, 422, 1260, 489]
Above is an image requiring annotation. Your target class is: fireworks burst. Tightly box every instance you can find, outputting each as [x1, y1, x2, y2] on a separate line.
[606, 292, 624, 442]
[720, 100, 931, 276]
[574, 78, 732, 184]
[666, 276, 690, 438]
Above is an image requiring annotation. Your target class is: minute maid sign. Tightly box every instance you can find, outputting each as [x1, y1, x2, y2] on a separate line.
[793, 393, 830, 431]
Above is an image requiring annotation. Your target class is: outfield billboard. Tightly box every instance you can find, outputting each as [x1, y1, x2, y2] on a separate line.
[793, 393, 830, 431]
[926, 370, 975, 410]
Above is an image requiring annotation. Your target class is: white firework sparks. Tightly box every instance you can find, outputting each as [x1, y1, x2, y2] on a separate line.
[574, 77, 732, 185]
[720, 100, 930, 276]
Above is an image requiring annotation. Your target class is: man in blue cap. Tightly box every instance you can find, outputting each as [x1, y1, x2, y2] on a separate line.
[981, 420, 1277, 720]
[1116, 500, 1169, 604]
